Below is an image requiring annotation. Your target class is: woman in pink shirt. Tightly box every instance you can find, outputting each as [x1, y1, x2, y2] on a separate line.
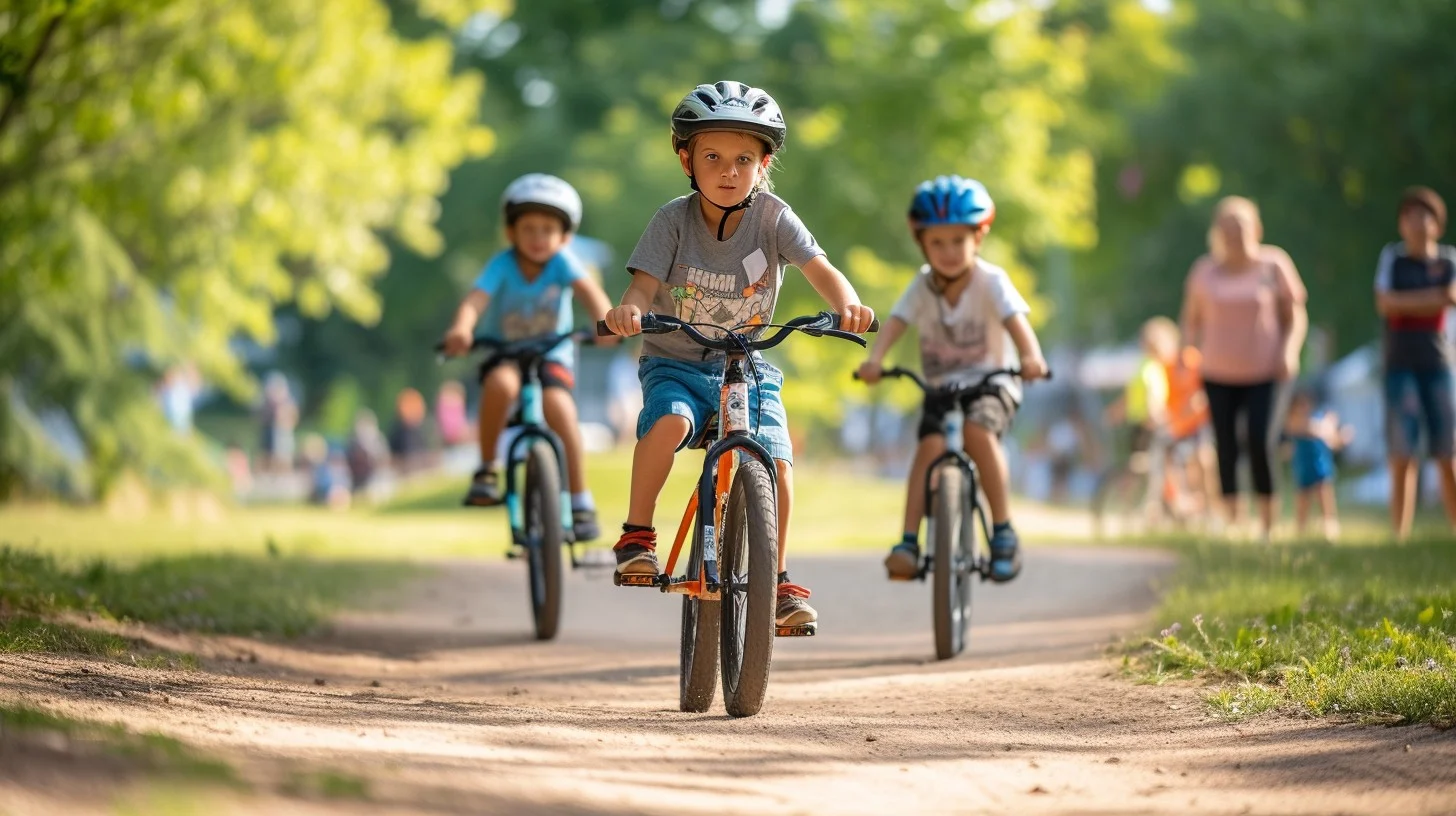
[1179, 196, 1308, 539]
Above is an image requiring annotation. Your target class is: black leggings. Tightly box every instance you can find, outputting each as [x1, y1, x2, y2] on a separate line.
[1203, 379, 1285, 498]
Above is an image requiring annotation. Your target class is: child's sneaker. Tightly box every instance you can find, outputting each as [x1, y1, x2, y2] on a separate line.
[573, 508, 601, 542]
[613, 528, 659, 577]
[775, 582, 817, 626]
[884, 542, 920, 580]
[987, 522, 1021, 583]
[462, 468, 502, 507]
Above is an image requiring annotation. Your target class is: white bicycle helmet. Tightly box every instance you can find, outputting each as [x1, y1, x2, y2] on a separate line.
[500, 173, 582, 232]
[671, 81, 786, 153]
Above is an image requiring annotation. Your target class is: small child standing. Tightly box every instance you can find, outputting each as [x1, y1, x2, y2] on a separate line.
[1286, 389, 1353, 540]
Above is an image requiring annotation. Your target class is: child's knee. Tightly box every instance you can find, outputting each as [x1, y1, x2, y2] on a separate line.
[643, 414, 692, 447]
[483, 365, 521, 395]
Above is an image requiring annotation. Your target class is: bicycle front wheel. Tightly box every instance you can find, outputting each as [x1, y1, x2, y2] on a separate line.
[931, 464, 972, 660]
[719, 459, 778, 718]
[524, 440, 564, 641]
[679, 515, 720, 712]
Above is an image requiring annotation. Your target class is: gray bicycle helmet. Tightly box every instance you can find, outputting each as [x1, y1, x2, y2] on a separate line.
[670, 81, 786, 153]
[500, 173, 582, 232]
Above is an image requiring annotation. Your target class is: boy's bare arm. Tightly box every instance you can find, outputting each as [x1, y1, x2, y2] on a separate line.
[864, 316, 908, 365]
[799, 256, 874, 333]
[1004, 313, 1048, 379]
[1377, 284, 1456, 317]
[442, 290, 490, 355]
[604, 271, 662, 336]
[571, 276, 614, 321]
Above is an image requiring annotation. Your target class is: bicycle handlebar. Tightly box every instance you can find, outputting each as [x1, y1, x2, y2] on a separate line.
[434, 327, 595, 359]
[595, 311, 879, 351]
[852, 366, 1053, 395]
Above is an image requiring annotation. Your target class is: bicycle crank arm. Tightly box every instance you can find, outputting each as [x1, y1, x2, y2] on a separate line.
[776, 623, 817, 637]
[613, 574, 663, 588]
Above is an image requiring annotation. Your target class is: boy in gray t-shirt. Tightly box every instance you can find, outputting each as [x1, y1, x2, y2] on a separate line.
[602, 81, 875, 630]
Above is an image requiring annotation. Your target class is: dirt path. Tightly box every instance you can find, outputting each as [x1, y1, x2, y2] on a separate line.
[3, 546, 1454, 815]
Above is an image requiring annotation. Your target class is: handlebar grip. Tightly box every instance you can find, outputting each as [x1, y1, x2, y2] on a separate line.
[868, 318, 880, 332]
[595, 320, 615, 337]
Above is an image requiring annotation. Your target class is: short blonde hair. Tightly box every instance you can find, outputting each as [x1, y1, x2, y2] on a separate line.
[1207, 195, 1263, 263]
[684, 132, 776, 193]
[1140, 315, 1179, 353]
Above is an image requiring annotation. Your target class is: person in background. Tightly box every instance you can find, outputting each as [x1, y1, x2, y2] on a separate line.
[1045, 402, 1088, 504]
[258, 372, 298, 474]
[1373, 186, 1456, 538]
[158, 363, 201, 434]
[435, 380, 472, 449]
[388, 387, 431, 476]
[1105, 317, 1176, 520]
[302, 432, 349, 509]
[1165, 345, 1217, 519]
[346, 408, 390, 498]
[1180, 195, 1308, 541]
[1285, 387, 1353, 540]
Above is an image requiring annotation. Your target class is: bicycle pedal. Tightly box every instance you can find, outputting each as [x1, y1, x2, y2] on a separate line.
[613, 573, 659, 588]
[775, 624, 817, 637]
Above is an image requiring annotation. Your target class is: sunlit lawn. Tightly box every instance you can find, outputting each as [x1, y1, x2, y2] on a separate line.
[0, 448, 914, 565]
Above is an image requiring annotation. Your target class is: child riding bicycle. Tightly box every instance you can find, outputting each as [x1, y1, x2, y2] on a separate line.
[440, 174, 615, 541]
[602, 80, 874, 629]
[856, 175, 1048, 583]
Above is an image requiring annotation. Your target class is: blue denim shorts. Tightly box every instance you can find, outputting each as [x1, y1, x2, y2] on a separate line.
[1384, 368, 1456, 459]
[637, 355, 793, 464]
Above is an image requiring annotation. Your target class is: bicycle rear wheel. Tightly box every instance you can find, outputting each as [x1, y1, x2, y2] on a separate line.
[524, 441, 564, 641]
[932, 464, 972, 660]
[719, 459, 777, 718]
[679, 516, 720, 713]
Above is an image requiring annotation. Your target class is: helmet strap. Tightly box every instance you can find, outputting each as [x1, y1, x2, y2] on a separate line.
[689, 175, 757, 241]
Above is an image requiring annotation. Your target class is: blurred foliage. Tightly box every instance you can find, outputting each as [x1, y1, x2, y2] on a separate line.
[0, 0, 501, 497]
[1078, 0, 1456, 352]
[286, 0, 1170, 434]
[5, 0, 1452, 496]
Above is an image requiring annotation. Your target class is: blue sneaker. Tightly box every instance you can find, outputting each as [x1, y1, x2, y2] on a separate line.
[988, 523, 1021, 583]
[884, 542, 920, 580]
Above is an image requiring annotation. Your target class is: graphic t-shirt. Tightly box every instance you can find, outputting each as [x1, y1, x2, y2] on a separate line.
[626, 193, 824, 361]
[889, 260, 1031, 400]
[1373, 242, 1456, 371]
[473, 249, 586, 370]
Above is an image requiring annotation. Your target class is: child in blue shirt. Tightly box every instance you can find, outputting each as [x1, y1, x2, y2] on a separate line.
[1286, 388, 1353, 540]
[441, 174, 614, 541]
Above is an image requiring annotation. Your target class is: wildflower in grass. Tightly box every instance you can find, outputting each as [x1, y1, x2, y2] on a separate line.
[1444, 609, 1452, 620]
[1339, 645, 1352, 666]
[1254, 637, 1267, 647]
[1193, 614, 1203, 627]
[1425, 658, 1439, 671]
[1170, 622, 1182, 635]
[1396, 656, 1409, 668]
[1382, 637, 1394, 648]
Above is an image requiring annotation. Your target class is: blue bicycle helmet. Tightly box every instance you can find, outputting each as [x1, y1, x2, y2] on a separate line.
[908, 175, 996, 231]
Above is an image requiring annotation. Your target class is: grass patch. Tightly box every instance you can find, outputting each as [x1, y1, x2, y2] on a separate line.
[1129, 537, 1456, 726]
[0, 544, 410, 656]
[281, 769, 372, 800]
[0, 704, 241, 785]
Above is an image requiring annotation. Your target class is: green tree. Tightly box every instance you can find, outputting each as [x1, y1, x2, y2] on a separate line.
[1083, 0, 1456, 354]
[0, 0, 499, 497]
[293, 0, 1123, 436]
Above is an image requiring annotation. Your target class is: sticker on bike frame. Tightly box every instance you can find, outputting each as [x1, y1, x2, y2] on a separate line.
[702, 525, 717, 564]
[724, 380, 750, 434]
